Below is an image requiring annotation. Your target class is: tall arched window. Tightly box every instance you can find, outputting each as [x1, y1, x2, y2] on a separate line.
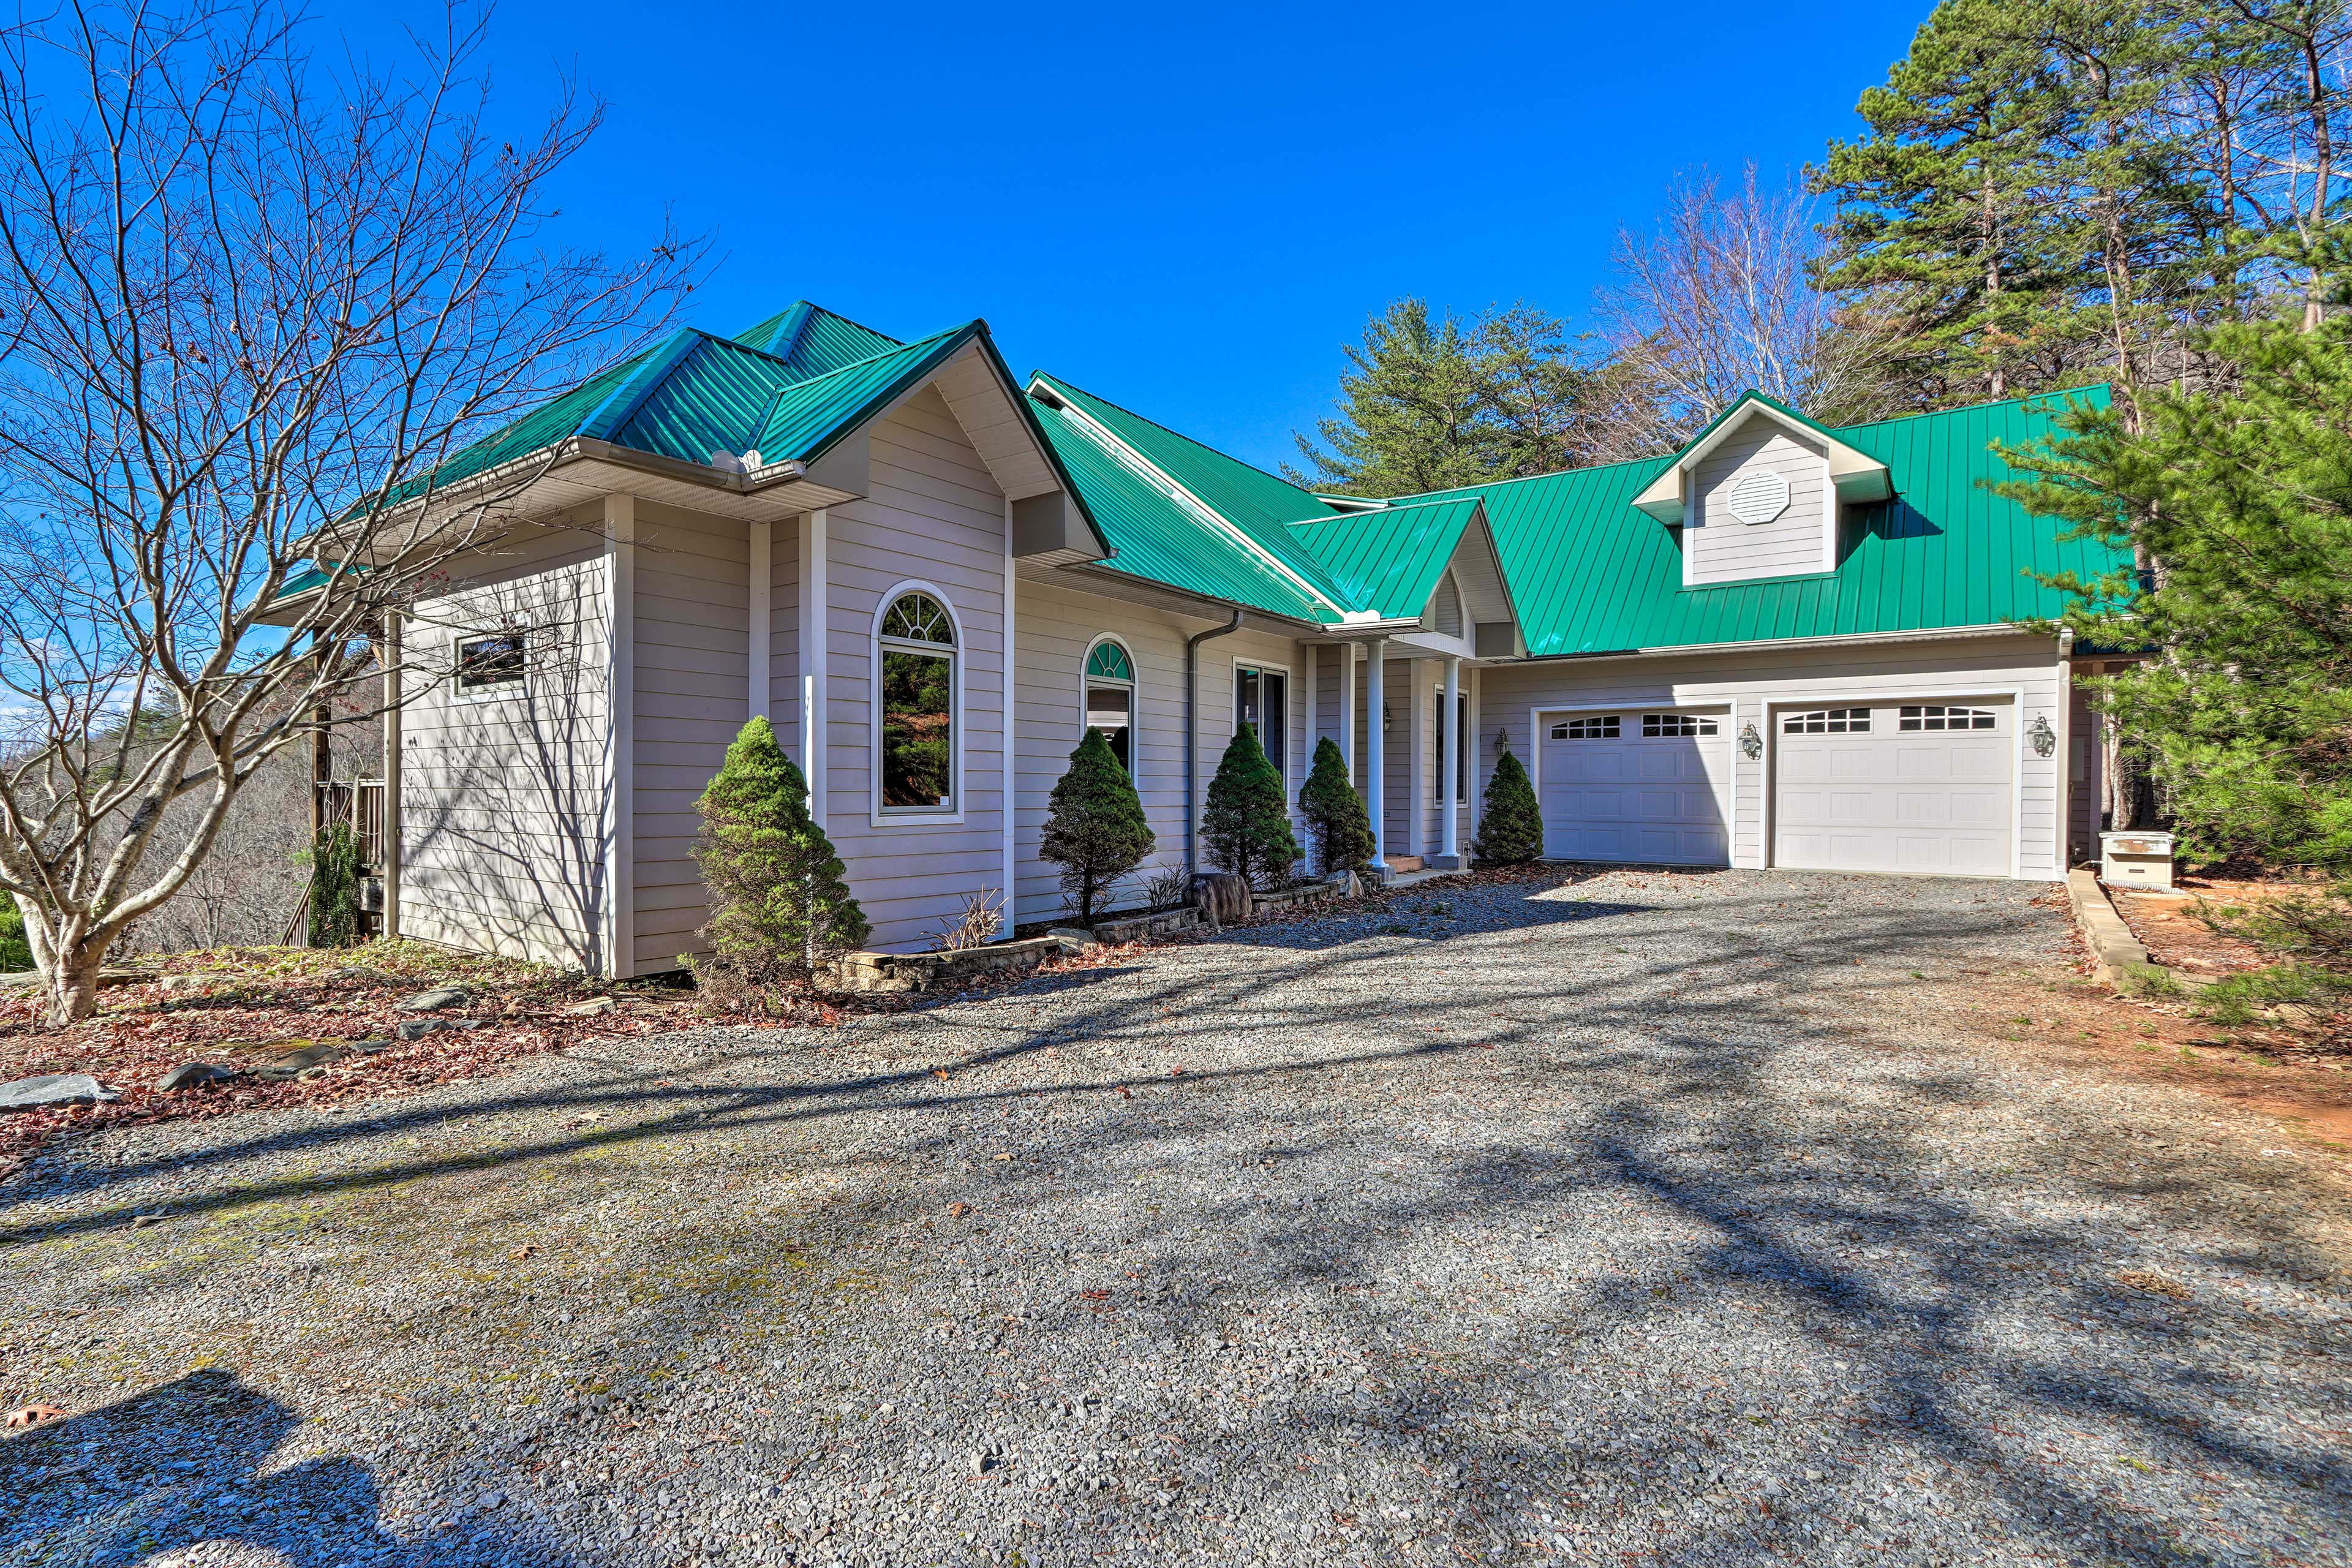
[1084, 638, 1136, 775]
[876, 589, 957, 814]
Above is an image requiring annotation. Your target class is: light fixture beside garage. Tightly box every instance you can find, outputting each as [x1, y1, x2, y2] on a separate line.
[1740, 721, 1763, 761]
[2028, 714, 2057, 758]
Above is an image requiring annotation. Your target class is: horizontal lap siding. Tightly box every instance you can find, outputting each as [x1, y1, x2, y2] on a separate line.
[1012, 581, 1195, 925]
[1476, 633, 2068, 879]
[1689, 421, 1830, 586]
[824, 388, 1010, 953]
[402, 519, 611, 968]
[631, 502, 749, 969]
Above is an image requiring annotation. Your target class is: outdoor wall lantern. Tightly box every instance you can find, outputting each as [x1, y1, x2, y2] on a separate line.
[2028, 714, 2057, 759]
[1382, 701, 1393, 733]
[1495, 726, 1511, 754]
[1739, 721, 1763, 761]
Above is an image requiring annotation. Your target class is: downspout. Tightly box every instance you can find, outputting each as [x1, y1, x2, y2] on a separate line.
[1185, 608, 1246, 878]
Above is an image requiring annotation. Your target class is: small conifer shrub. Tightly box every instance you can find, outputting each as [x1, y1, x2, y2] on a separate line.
[1298, 736, 1374, 875]
[693, 717, 869, 988]
[1202, 723, 1301, 890]
[1039, 727, 1156, 925]
[1473, 745, 1544, 865]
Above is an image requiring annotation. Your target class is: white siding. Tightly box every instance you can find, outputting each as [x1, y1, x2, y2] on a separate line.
[1688, 416, 1832, 586]
[821, 388, 1011, 952]
[401, 518, 612, 969]
[1477, 633, 2071, 880]
[630, 501, 750, 971]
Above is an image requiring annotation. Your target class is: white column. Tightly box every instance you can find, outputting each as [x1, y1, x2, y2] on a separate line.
[747, 519, 771, 723]
[1408, 660, 1428, 859]
[1440, 655, 1461, 866]
[1339, 641, 1357, 782]
[797, 508, 828, 827]
[1364, 638, 1385, 867]
[602, 492, 636, 980]
[1001, 497, 1017, 915]
[1468, 665, 1483, 842]
[380, 614, 401, 940]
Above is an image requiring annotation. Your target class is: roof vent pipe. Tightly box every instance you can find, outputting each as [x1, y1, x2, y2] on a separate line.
[1184, 608, 1246, 880]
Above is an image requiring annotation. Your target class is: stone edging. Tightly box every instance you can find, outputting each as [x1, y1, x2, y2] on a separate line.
[2065, 868, 2178, 993]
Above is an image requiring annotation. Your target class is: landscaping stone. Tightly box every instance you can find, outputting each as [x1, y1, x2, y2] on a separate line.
[255, 1042, 349, 1080]
[834, 935, 1064, 994]
[396, 986, 471, 1013]
[394, 1019, 448, 1041]
[1189, 870, 1251, 926]
[1090, 907, 1201, 944]
[154, 1062, 238, 1093]
[1046, 927, 1101, 953]
[565, 997, 617, 1016]
[0, 1072, 117, 1112]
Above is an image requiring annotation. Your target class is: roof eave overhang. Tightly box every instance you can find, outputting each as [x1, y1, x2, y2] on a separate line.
[1532, 621, 2052, 664]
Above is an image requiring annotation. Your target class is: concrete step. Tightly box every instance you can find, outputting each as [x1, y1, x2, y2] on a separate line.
[1382, 856, 1425, 873]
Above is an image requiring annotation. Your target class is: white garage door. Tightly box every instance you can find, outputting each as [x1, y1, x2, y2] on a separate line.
[1539, 710, 1730, 865]
[1773, 702, 2012, 875]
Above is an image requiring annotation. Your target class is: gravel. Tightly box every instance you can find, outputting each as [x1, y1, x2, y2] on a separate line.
[2, 866, 2348, 1568]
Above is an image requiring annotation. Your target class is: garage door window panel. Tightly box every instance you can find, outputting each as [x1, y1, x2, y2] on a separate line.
[1899, 704, 1997, 731]
[1784, 707, 1871, 733]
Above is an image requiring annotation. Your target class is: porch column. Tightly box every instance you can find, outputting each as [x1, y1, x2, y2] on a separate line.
[1339, 641, 1357, 782]
[1365, 638, 1386, 867]
[747, 519, 772, 723]
[797, 508, 828, 827]
[381, 614, 402, 940]
[1440, 655, 1461, 866]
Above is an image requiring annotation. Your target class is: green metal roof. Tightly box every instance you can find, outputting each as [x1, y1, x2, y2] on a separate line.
[1284, 498, 1486, 622]
[1027, 396, 1335, 622]
[1389, 387, 2124, 657]
[732, 302, 905, 379]
[1028, 373, 1354, 600]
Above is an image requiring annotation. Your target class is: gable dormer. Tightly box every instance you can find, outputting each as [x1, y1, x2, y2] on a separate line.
[1631, 392, 1893, 589]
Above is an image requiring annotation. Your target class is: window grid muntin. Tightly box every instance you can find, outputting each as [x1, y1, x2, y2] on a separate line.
[877, 590, 957, 815]
[1549, 715, 1621, 741]
[1782, 707, 1871, 734]
[1642, 713, 1720, 737]
[1898, 704, 1997, 731]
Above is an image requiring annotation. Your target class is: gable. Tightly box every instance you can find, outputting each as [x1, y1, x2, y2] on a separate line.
[1686, 412, 1833, 586]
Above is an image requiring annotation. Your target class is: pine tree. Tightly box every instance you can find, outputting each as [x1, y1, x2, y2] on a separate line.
[1201, 724, 1300, 891]
[1298, 736, 1374, 876]
[1039, 728, 1156, 925]
[1473, 747, 1543, 866]
[693, 716, 869, 986]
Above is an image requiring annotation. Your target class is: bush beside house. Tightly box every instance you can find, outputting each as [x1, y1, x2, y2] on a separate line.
[1474, 748, 1543, 865]
[1039, 728, 1156, 925]
[1203, 724, 1300, 890]
[1300, 737, 1374, 876]
[693, 717, 869, 992]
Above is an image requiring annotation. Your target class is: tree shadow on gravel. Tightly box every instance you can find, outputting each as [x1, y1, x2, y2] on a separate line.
[0, 1367, 571, 1567]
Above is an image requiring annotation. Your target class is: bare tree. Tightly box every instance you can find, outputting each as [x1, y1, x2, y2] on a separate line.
[1591, 165, 1899, 461]
[0, 0, 698, 1022]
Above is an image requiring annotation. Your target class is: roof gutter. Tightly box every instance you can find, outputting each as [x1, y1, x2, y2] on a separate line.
[1185, 608, 1246, 881]
[1531, 622, 2045, 664]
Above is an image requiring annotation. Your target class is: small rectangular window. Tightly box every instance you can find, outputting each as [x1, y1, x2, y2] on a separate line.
[1641, 713, 1720, 737]
[1550, 715, 1619, 740]
[1898, 704, 1997, 731]
[1782, 707, 1870, 734]
[454, 631, 527, 695]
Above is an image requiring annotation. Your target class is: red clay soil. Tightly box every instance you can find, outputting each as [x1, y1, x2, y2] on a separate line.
[2105, 876, 2285, 984]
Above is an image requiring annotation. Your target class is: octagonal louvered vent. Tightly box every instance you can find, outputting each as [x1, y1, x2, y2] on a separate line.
[1727, 468, 1792, 525]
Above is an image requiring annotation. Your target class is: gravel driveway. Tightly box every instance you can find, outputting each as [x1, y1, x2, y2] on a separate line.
[3, 868, 2348, 1568]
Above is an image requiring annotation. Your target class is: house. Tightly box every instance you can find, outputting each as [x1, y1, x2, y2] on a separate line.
[342, 301, 2125, 974]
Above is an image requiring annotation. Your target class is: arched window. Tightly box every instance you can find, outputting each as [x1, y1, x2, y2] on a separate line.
[876, 589, 957, 815]
[1084, 638, 1136, 775]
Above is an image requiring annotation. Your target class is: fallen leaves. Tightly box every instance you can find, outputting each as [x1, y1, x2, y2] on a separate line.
[2117, 1268, 2193, 1300]
[5, 1404, 64, 1430]
[947, 1202, 972, 1219]
[509, 1244, 541, 1261]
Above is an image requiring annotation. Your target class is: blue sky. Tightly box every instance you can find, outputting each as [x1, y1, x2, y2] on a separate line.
[324, 0, 1924, 475]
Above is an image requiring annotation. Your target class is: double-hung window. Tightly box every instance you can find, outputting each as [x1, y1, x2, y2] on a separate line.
[1235, 664, 1288, 790]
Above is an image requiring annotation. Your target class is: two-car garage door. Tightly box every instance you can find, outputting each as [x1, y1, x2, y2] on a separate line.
[1773, 701, 2011, 876]
[1533, 698, 2015, 875]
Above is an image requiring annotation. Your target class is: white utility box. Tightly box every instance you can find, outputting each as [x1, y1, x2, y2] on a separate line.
[2099, 830, 2177, 891]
